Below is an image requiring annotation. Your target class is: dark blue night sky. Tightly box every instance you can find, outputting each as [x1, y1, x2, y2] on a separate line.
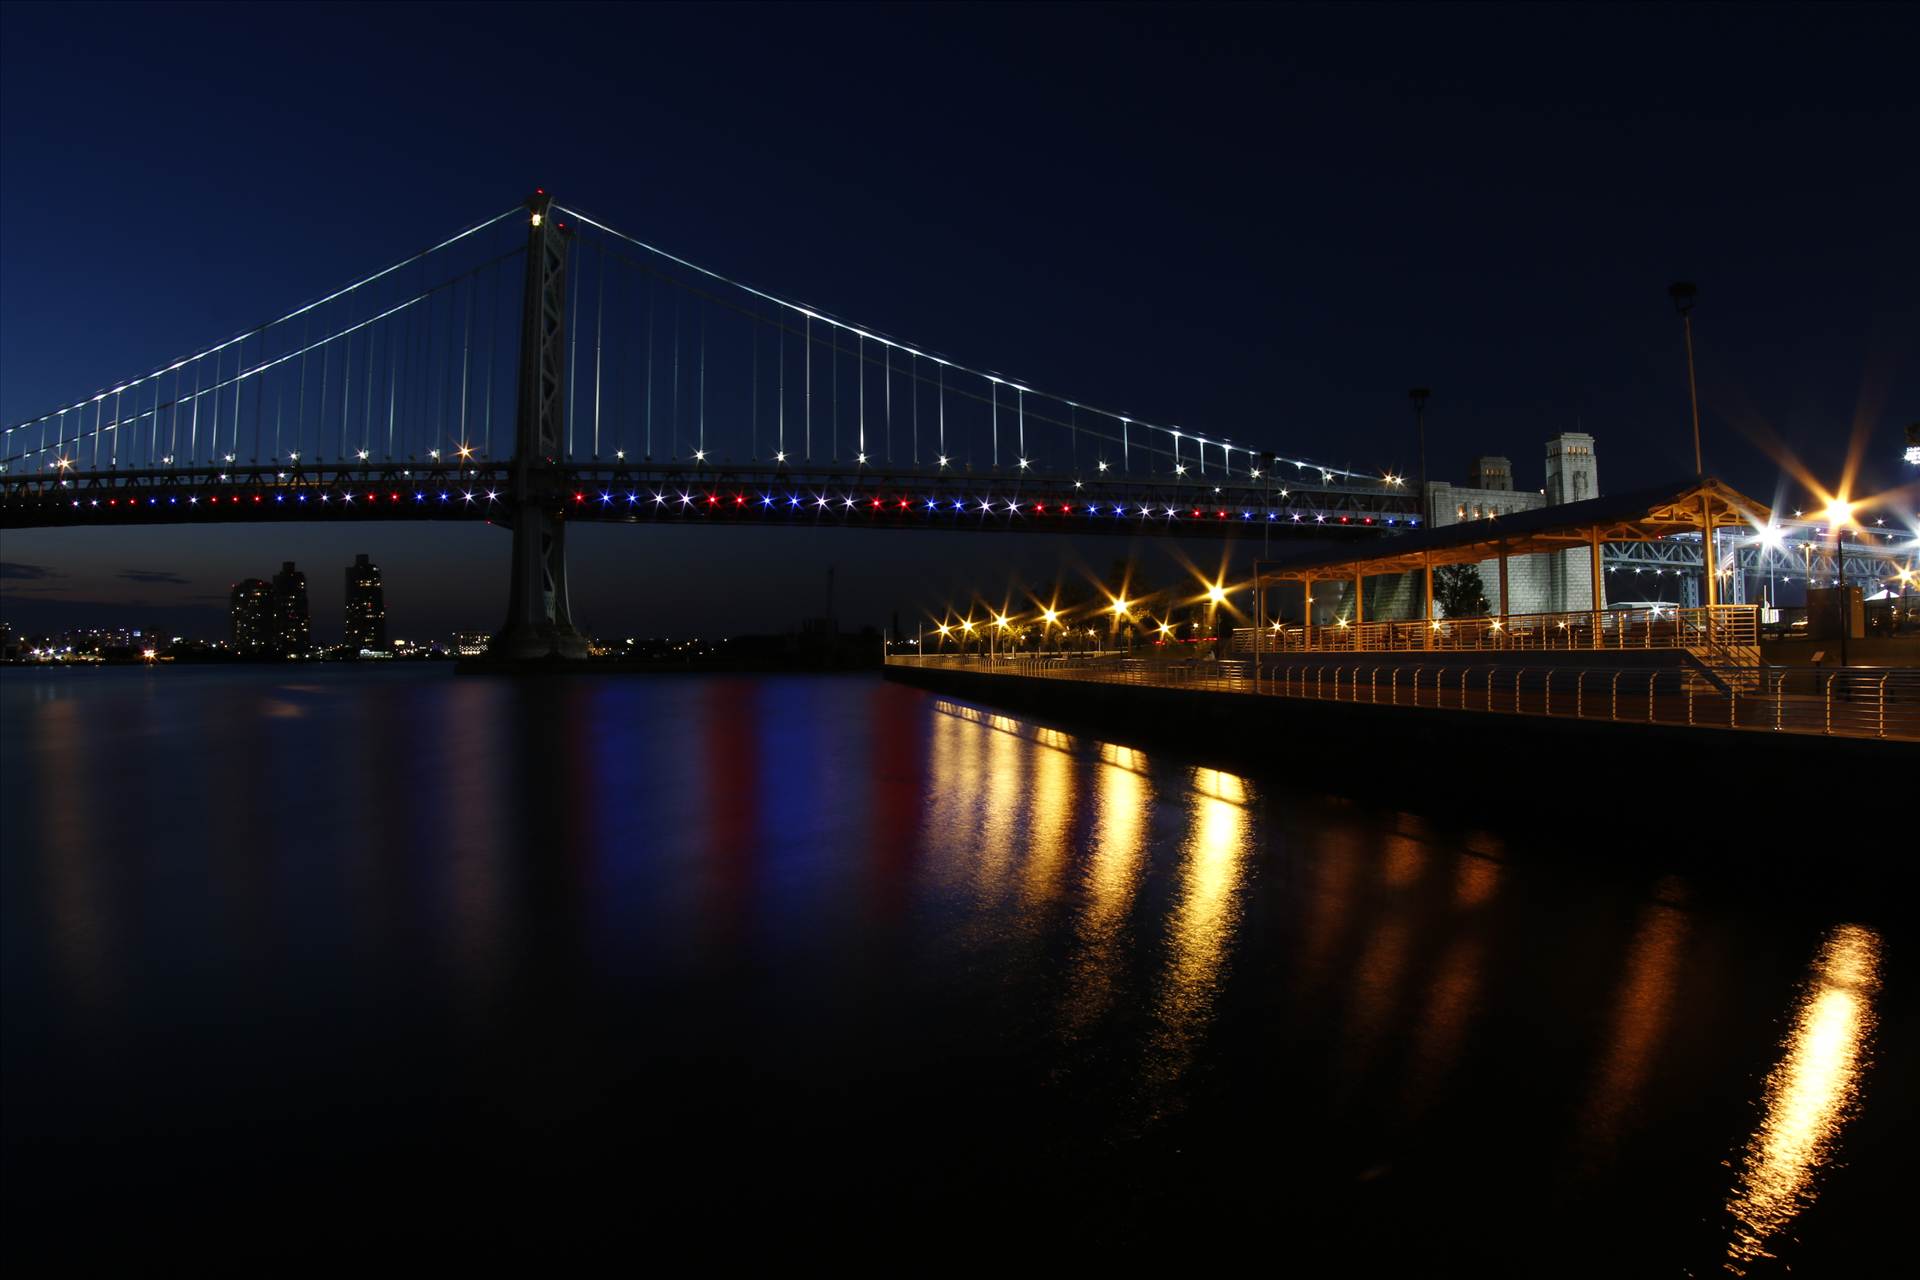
[3, 2, 1915, 640]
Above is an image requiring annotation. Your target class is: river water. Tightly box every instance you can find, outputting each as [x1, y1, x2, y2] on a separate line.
[0, 667, 1903, 1269]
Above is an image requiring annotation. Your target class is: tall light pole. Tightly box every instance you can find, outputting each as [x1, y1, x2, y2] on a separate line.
[1827, 501, 1853, 670]
[1668, 283, 1703, 475]
[1409, 388, 1431, 524]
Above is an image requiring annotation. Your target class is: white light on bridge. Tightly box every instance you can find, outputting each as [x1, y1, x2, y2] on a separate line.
[1018, 457, 1030, 470]
[694, 449, 707, 462]
[356, 450, 369, 461]
[775, 450, 787, 463]
[1097, 461, 1109, 472]
[937, 455, 950, 467]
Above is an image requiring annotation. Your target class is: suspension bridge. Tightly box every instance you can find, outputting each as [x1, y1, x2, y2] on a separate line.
[1, 191, 1414, 657]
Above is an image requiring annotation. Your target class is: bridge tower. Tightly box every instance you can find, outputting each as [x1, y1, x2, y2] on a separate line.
[493, 191, 589, 660]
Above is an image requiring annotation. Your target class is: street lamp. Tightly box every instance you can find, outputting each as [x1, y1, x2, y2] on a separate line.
[1408, 388, 1430, 522]
[1668, 282, 1703, 475]
[1826, 498, 1854, 669]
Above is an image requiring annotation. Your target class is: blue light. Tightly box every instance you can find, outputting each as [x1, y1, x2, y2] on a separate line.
[789, 495, 802, 507]
[439, 492, 449, 501]
[600, 491, 612, 504]
[415, 492, 424, 501]
[297, 495, 305, 503]
[926, 499, 937, 510]
[276, 495, 284, 503]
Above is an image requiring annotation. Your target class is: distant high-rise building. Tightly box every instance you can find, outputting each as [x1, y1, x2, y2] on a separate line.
[344, 553, 387, 651]
[271, 561, 310, 655]
[230, 578, 273, 654]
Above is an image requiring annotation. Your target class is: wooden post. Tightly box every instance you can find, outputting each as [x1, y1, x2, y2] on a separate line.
[1498, 543, 1510, 649]
[1589, 526, 1603, 648]
[1422, 554, 1434, 649]
[1701, 492, 1717, 610]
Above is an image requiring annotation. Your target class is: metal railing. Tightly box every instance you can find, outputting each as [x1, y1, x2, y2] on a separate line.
[886, 651, 1919, 741]
[1229, 604, 1757, 656]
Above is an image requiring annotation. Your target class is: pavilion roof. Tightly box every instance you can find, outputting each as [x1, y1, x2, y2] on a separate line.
[1256, 476, 1772, 580]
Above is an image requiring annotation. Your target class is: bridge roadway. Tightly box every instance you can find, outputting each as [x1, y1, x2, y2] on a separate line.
[1, 460, 1419, 538]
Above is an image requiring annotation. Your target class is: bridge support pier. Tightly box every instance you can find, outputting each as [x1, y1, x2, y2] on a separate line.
[492, 190, 588, 661]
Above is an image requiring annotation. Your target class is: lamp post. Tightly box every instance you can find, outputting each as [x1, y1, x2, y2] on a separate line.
[1409, 388, 1431, 523]
[1668, 283, 1703, 475]
[1827, 503, 1853, 670]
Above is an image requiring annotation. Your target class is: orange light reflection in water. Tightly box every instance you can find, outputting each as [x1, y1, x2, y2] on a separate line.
[1724, 924, 1882, 1275]
[1059, 760, 1148, 1038]
[1144, 771, 1249, 1096]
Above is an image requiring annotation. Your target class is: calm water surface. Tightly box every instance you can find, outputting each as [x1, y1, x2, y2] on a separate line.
[1, 668, 1904, 1269]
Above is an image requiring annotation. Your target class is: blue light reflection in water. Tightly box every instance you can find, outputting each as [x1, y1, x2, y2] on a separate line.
[0, 667, 1904, 1269]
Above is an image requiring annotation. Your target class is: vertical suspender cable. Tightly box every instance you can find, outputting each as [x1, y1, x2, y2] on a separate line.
[804, 316, 812, 461]
[671, 296, 680, 455]
[460, 276, 473, 453]
[884, 343, 891, 462]
[340, 324, 353, 459]
[567, 245, 580, 458]
[698, 308, 706, 455]
[858, 334, 866, 455]
[777, 323, 785, 456]
[208, 347, 222, 465]
[362, 316, 377, 455]
[296, 316, 309, 460]
[189, 356, 202, 464]
[253, 338, 264, 461]
[938, 364, 945, 457]
[484, 259, 500, 457]
[644, 273, 655, 458]
[750, 316, 758, 460]
[593, 245, 605, 457]
[388, 302, 400, 460]
[1017, 389, 1024, 459]
[990, 380, 997, 468]
[233, 334, 245, 459]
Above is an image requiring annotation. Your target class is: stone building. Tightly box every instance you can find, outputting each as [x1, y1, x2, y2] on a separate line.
[1422, 432, 1601, 617]
[1325, 432, 1602, 624]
